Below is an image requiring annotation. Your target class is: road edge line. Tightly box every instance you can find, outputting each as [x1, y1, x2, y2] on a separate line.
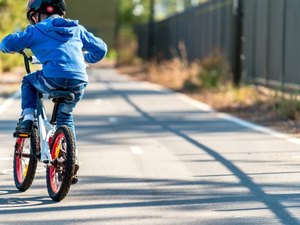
[122, 74, 300, 145]
[0, 91, 21, 115]
[178, 93, 300, 145]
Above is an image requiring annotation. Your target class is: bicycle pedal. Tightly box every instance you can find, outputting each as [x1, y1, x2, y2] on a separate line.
[13, 132, 31, 138]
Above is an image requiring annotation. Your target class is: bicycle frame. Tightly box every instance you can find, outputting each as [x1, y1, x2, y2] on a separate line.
[36, 93, 54, 164]
[20, 51, 54, 164]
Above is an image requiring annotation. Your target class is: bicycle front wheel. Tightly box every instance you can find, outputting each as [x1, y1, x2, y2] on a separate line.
[13, 126, 39, 192]
[46, 125, 75, 202]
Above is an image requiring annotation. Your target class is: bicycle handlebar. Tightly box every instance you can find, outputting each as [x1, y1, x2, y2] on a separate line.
[19, 51, 32, 74]
[19, 50, 41, 74]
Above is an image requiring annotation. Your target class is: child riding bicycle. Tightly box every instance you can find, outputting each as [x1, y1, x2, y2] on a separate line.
[0, 0, 108, 183]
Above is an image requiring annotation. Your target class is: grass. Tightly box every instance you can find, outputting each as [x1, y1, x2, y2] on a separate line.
[273, 93, 300, 121]
[147, 58, 200, 90]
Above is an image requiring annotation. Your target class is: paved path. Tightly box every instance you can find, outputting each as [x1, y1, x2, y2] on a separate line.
[1, 68, 300, 225]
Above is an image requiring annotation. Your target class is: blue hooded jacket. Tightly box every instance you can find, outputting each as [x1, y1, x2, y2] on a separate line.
[0, 15, 107, 82]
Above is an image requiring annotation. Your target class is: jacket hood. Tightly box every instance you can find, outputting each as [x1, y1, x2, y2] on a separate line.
[35, 15, 79, 42]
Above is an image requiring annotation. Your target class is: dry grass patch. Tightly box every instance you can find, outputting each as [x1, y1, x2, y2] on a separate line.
[147, 58, 200, 90]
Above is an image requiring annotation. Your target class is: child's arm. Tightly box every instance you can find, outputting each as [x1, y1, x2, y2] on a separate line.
[80, 26, 108, 64]
[0, 27, 34, 53]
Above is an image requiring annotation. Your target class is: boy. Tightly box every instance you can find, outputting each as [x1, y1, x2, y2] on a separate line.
[0, 0, 108, 183]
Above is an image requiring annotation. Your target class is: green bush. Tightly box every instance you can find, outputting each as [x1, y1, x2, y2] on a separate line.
[200, 69, 220, 88]
[198, 51, 230, 89]
[116, 26, 141, 66]
[106, 48, 117, 60]
[274, 94, 300, 120]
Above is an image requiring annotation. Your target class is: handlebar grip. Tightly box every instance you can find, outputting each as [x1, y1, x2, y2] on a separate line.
[19, 51, 31, 74]
[30, 56, 41, 64]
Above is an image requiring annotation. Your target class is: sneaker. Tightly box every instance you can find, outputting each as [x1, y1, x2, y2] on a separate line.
[71, 163, 79, 185]
[15, 120, 33, 134]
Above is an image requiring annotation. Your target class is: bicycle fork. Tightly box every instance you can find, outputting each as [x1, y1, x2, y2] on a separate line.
[38, 116, 53, 164]
[37, 96, 54, 164]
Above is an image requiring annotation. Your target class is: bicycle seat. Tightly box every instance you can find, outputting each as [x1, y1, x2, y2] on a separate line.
[49, 91, 75, 101]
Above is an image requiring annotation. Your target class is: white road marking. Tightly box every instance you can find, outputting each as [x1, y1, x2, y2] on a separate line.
[108, 117, 118, 123]
[130, 146, 143, 155]
[0, 157, 13, 161]
[2, 167, 45, 175]
[94, 99, 103, 105]
[2, 169, 14, 175]
[0, 91, 20, 115]
[178, 93, 300, 145]
[111, 76, 300, 147]
[178, 94, 213, 112]
[0, 199, 41, 209]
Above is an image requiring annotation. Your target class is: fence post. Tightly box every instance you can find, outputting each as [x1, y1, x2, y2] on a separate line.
[114, 0, 121, 66]
[281, 0, 287, 92]
[148, 0, 155, 60]
[232, 0, 244, 87]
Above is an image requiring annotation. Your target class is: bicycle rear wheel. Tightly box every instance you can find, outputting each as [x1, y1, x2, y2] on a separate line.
[13, 126, 39, 192]
[46, 125, 75, 202]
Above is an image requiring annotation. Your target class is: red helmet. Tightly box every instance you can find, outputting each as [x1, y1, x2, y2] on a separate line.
[27, 0, 66, 24]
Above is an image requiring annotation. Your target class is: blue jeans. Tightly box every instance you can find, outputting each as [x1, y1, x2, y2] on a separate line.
[21, 70, 87, 141]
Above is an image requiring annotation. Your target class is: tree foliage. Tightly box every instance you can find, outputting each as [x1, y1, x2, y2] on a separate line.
[117, 0, 205, 26]
[0, 0, 27, 33]
[118, 0, 151, 27]
[116, 0, 203, 65]
[0, 0, 27, 71]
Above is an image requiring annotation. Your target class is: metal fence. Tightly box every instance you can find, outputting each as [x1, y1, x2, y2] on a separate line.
[135, 0, 300, 92]
[243, 0, 300, 91]
[136, 0, 235, 63]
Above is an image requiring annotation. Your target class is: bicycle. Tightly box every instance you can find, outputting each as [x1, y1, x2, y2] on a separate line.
[13, 50, 76, 202]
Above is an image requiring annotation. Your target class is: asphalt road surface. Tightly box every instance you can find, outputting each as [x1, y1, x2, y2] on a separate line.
[1, 68, 300, 225]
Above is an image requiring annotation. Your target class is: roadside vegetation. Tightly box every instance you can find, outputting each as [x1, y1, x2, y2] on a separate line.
[0, 0, 27, 97]
[0, 0, 27, 72]
[117, 38, 300, 136]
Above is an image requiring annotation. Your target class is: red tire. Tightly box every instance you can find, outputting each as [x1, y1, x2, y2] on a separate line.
[13, 127, 39, 192]
[46, 125, 75, 202]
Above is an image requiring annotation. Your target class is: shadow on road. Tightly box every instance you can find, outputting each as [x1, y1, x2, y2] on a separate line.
[1, 174, 300, 224]
[1, 72, 300, 225]
[95, 80, 300, 225]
